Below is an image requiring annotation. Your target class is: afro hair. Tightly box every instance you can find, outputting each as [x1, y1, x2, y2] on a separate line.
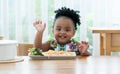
[54, 7, 81, 30]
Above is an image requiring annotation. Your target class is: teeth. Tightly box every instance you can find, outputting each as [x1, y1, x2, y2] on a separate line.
[60, 36, 66, 39]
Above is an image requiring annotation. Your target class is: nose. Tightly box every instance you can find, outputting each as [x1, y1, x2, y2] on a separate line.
[60, 30, 66, 34]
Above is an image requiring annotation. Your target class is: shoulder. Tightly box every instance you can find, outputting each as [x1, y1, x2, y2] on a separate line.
[71, 38, 79, 44]
[70, 38, 81, 48]
[48, 36, 54, 42]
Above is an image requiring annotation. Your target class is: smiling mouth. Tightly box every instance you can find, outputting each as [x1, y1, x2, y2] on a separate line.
[59, 35, 67, 39]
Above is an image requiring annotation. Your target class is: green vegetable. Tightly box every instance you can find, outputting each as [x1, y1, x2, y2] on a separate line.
[29, 48, 43, 56]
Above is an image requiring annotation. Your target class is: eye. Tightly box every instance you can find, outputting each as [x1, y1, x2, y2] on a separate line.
[56, 28, 61, 31]
[65, 29, 70, 32]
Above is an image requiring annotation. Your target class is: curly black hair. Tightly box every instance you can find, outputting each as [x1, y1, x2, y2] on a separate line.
[54, 7, 81, 30]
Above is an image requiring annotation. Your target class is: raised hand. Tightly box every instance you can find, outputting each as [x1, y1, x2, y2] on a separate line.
[33, 20, 46, 32]
[78, 41, 89, 54]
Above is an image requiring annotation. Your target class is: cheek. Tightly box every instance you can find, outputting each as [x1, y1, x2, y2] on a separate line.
[68, 31, 74, 35]
[53, 30, 58, 36]
[52, 29, 56, 34]
[68, 32, 75, 37]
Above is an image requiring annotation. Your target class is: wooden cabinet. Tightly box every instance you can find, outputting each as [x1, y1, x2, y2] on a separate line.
[92, 28, 120, 55]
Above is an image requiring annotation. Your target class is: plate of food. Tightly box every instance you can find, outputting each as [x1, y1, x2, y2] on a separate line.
[28, 48, 76, 60]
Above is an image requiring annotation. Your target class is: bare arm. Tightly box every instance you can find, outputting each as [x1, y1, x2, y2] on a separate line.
[33, 20, 50, 51]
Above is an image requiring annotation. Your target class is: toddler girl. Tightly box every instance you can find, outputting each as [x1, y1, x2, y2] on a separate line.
[33, 7, 91, 56]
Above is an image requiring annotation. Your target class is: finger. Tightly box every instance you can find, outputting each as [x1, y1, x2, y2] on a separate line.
[83, 41, 86, 43]
[78, 47, 83, 52]
[38, 20, 42, 24]
[33, 20, 40, 26]
[78, 43, 82, 47]
[33, 20, 37, 26]
[87, 45, 89, 48]
[36, 20, 39, 24]
[81, 41, 84, 44]
[82, 49, 87, 54]
[33, 22, 36, 26]
[41, 23, 46, 31]
[84, 41, 88, 44]
[44, 23, 46, 30]
[34, 20, 41, 25]
[85, 42, 89, 45]
[82, 41, 88, 44]
[78, 45, 83, 49]
[79, 45, 82, 48]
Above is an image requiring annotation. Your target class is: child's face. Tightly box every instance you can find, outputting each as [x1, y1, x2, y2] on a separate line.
[53, 17, 75, 44]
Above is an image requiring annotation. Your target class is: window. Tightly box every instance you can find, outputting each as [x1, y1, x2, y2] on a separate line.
[0, 0, 94, 53]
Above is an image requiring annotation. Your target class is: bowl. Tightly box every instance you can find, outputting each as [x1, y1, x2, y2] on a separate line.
[0, 40, 17, 60]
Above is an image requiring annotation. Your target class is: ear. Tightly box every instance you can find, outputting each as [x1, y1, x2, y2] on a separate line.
[52, 29, 54, 34]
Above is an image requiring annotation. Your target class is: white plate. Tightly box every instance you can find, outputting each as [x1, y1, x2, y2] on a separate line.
[29, 52, 76, 60]
[0, 56, 24, 63]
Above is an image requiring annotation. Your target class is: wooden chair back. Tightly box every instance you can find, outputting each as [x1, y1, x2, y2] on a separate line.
[17, 43, 33, 56]
[0, 35, 3, 40]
